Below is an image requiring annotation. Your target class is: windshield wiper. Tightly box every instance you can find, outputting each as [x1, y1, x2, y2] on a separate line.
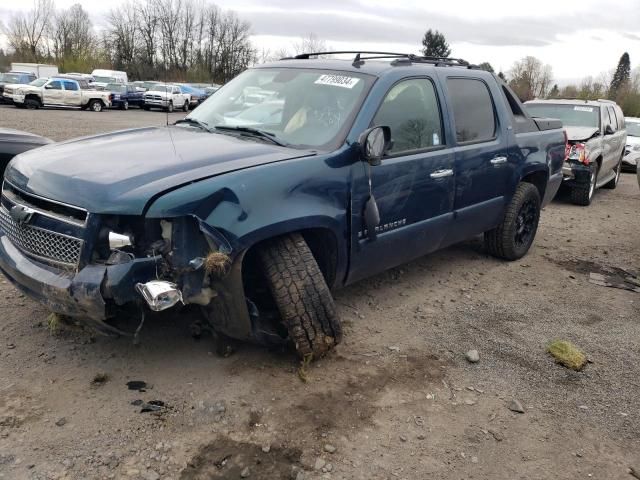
[174, 118, 212, 132]
[213, 125, 289, 147]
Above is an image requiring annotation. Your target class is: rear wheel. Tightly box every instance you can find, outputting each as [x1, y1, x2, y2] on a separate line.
[485, 182, 541, 261]
[89, 100, 103, 112]
[570, 163, 598, 205]
[24, 98, 40, 110]
[603, 157, 622, 189]
[258, 233, 342, 358]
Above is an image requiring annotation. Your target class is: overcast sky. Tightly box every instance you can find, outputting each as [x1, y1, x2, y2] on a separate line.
[1, 0, 639, 83]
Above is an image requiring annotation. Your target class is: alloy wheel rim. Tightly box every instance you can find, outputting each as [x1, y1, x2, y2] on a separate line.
[588, 171, 596, 199]
[514, 199, 537, 247]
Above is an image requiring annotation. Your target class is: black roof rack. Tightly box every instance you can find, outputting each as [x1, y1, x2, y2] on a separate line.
[285, 51, 478, 69]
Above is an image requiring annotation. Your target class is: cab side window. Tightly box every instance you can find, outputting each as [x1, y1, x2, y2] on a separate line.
[48, 80, 62, 90]
[62, 81, 78, 91]
[373, 78, 444, 154]
[607, 106, 618, 130]
[447, 78, 496, 143]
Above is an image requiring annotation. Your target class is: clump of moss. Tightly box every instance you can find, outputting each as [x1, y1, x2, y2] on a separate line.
[46, 312, 62, 334]
[297, 354, 314, 383]
[204, 251, 230, 276]
[547, 340, 587, 371]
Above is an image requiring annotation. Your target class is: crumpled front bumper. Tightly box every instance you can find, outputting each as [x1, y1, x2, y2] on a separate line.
[0, 235, 159, 330]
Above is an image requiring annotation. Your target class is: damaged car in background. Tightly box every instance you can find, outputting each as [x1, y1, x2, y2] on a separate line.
[0, 52, 565, 358]
[525, 99, 626, 206]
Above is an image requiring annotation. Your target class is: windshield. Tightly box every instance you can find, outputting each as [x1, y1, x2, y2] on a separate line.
[187, 68, 373, 149]
[107, 84, 125, 92]
[93, 76, 116, 83]
[30, 78, 48, 87]
[627, 122, 640, 137]
[0, 73, 22, 84]
[525, 103, 600, 129]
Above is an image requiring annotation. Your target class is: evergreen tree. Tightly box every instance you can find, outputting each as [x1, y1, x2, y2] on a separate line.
[548, 84, 560, 98]
[498, 71, 506, 81]
[421, 29, 451, 58]
[609, 52, 631, 100]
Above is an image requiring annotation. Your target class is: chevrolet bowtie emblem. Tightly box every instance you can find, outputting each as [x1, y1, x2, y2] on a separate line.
[10, 205, 35, 224]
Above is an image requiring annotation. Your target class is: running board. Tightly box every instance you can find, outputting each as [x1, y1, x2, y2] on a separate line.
[595, 171, 615, 188]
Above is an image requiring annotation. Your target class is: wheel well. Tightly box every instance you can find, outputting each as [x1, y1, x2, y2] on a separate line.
[242, 228, 338, 289]
[521, 170, 548, 200]
[25, 94, 41, 103]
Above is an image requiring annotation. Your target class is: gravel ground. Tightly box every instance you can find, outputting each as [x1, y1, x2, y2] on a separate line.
[0, 105, 639, 480]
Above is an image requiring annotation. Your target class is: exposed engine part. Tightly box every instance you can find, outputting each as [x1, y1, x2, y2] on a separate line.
[108, 231, 132, 249]
[135, 280, 183, 311]
[106, 249, 134, 265]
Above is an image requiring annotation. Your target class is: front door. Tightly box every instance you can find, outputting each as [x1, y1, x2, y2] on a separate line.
[43, 80, 63, 104]
[348, 77, 455, 284]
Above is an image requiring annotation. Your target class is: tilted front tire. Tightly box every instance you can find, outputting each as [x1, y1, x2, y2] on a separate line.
[485, 182, 541, 261]
[258, 233, 342, 358]
[603, 157, 622, 189]
[570, 163, 598, 205]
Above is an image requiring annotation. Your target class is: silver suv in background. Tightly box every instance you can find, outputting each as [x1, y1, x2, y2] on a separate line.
[623, 117, 640, 172]
[524, 99, 626, 205]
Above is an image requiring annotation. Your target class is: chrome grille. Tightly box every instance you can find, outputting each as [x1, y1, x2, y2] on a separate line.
[0, 206, 82, 268]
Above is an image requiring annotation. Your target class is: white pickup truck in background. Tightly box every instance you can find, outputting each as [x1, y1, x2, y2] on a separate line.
[4, 77, 113, 112]
[143, 83, 190, 112]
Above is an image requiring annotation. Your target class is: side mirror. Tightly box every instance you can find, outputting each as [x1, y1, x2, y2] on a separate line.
[604, 125, 614, 135]
[359, 126, 391, 166]
[44, 84, 53, 89]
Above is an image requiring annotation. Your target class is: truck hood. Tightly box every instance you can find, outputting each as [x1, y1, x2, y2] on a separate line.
[565, 126, 599, 142]
[6, 126, 315, 215]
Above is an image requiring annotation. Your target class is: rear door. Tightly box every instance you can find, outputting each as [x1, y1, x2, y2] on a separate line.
[348, 76, 455, 283]
[607, 105, 626, 168]
[62, 80, 82, 106]
[440, 76, 513, 244]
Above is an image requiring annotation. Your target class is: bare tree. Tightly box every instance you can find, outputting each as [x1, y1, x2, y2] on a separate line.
[508, 56, 553, 101]
[293, 33, 328, 55]
[105, 1, 138, 72]
[3, 0, 53, 61]
[50, 4, 95, 68]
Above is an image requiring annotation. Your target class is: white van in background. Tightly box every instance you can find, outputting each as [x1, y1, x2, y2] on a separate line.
[10, 63, 59, 78]
[90, 69, 128, 89]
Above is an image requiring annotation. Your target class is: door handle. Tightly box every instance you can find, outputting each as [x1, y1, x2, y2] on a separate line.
[490, 156, 508, 165]
[430, 169, 454, 179]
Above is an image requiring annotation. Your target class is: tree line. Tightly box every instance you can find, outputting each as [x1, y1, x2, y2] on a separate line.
[422, 29, 640, 117]
[1, 0, 255, 83]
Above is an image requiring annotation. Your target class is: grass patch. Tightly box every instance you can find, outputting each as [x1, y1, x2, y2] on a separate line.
[297, 354, 314, 383]
[91, 373, 110, 387]
[547, 340, 587, 371]
[46, 312, 62, 335]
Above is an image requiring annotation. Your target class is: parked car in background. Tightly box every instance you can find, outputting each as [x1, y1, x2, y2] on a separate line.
[623, 117, 640, 172]
[4, 77, 112, 111]
[106, 83, 144, 110]
[0, 72, 37, 103]
[10, 63, 58, 78]
[132, 81, 161, 91]
[91, 69, 127, 89]
[143, 83, 189, 112]
[0, 53, 565, 358]
[178, 84, 206, 109]
[0, 128, 52, 176]
[525, 99, 626, 205]
[65, 73, 95, 83]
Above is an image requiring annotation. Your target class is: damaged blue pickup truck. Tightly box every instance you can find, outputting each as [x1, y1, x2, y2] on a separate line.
[0, 52, 565, 358]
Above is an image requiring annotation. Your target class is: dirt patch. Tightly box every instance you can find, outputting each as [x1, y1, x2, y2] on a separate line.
[180, 437, 302, 480]
[290, 354, 445, 435]
[546, 256, 638, 277]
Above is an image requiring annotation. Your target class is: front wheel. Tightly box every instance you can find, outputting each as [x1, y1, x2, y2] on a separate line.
[166, 101, 173, 113]
[24, 98, 40, 110]
[182, 100, 189, 112]
[485, 182, 541, 261]
[258, 233, 342, 358]
[570, 163, 598, 205]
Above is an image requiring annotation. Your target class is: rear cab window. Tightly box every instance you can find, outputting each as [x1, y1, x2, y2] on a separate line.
[447, 78, 496, 144]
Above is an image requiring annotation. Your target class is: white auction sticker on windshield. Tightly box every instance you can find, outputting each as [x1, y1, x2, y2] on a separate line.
[574, 106, 594, 112]
[315, 74, 360, 89]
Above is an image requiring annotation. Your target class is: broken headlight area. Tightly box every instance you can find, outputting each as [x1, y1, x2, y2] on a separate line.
[91, 215, 232, 312]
